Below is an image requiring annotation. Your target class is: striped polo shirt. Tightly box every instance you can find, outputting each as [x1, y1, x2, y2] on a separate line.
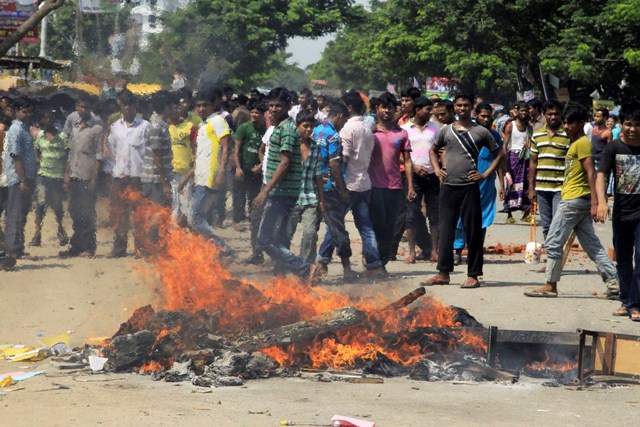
[264, 117, 302, 197]
[530, 125, 571, 192]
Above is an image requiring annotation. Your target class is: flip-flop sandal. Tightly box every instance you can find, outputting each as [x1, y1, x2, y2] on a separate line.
[420, 277, 450, 286]
[629, 309, 640, 322]
[404, 256, 416, 264]
[523, 289, 558, 298]
[460, 280, 481, 289]
[612, 306, 628, 316]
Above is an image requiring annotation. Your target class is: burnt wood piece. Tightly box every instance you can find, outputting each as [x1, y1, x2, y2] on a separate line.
[234, 306, 365, 352]
[461, 360, 519, 383]
[112, 305, 155, 338]
[381, 287, 426, 311]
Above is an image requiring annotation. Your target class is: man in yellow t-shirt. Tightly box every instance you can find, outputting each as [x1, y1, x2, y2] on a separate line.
[169, 103, 199, 225]
[525, 104, 618, 298]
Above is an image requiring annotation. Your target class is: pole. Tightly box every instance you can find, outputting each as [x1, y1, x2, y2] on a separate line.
[39, 15, 47, 57]
[539, 63, 549, 101]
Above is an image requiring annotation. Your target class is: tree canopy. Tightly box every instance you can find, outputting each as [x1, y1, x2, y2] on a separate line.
[138, 0, 363, 90]
[311, 0, 640, 101]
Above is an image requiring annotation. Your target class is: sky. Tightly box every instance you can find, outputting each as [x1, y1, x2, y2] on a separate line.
[285, 0, 369, 69]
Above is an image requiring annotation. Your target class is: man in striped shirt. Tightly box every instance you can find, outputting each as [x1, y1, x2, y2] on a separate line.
[253, 87, 311, 279]
[528, 100, 571, 239]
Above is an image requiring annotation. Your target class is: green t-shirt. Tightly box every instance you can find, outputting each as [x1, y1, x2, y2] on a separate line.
[236, 121, 265, 171]
[265, 118, 302, 197]
[35, 131, 69, 179]
[561, 135, 591, 200]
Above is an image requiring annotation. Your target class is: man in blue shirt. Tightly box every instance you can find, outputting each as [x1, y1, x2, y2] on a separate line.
[310, 103, 357, 280]
[1, 98, 36, 269]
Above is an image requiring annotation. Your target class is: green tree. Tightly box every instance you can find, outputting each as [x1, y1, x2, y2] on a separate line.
[312, 0, 640, 101]
[138, 0, 363, 90]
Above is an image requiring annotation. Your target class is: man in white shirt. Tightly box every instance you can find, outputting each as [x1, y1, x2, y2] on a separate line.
[108, 90, 149, 257]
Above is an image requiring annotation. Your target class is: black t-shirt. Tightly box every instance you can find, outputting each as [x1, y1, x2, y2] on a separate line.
[598, 139, 640, 222]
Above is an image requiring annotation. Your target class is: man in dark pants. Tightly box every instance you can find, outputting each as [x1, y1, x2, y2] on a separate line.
[422, 93, 504, 288]
[60, 96, 105, 258]
[369, 92, 416, 266]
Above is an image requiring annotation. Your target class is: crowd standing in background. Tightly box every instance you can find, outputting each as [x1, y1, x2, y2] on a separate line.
[0, 85, 639, 322]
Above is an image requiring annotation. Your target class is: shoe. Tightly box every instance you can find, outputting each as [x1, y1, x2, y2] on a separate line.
[520, 215, 532, 223]
[57, 230, 69, 246]
[244, 253, 264, 265]
[505, 217, 516, 224]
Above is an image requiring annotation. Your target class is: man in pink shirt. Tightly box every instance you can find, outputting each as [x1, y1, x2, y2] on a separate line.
[369, 92, 416, 265]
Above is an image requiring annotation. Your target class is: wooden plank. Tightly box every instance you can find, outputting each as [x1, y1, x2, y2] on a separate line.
[609, 339, 640, 375]
[234, 306, 365, 352]
[603, 333, 615, 375]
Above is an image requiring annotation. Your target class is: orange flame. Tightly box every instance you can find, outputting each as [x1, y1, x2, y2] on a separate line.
[525, 351, 577, 372]
[139, 360, 166, 373]
[123, 190, 488, 370]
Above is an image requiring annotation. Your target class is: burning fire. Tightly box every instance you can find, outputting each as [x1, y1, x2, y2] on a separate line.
[525, 351, 577, 372]
[122, 191, 487, 370]
[139, 360, 167, 373]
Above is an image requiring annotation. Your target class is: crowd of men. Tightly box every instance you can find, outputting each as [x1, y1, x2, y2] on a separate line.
[0, 85, 638, 323]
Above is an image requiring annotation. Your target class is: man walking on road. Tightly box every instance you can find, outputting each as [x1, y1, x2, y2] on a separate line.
[525, 104, 618, 298]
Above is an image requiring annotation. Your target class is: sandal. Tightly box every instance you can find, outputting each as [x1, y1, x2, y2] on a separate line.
[404, 256, 416, 264]
[523, 289, 558, 298]
[630, 309, 640, 322]
[420, 276, 450, 286]
[612, 306, 628, 316]
[505, 217, 516, 225]
[460, 278, 481, 289]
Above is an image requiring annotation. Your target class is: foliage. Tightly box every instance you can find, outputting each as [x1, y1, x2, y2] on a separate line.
[138, 0, 362, 90]
[312, 0, 640, 101]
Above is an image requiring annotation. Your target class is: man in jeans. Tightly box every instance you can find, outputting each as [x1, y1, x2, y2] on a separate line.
[254, 87, 310, 278]
[339, 91, 385, 277]
[596, 102, 640, 320]
[179, 88, 231, 254]
[1, 98, 36, 269]
[311, 102, 357, 280]
[525, 104, 618, 297]
[528, 100, 571, 240]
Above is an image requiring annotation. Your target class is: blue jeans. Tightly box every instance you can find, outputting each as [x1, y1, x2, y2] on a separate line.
[544, 197, 617, 284]
[257, 195, 310, 277]
[350, 190, 383, 269]
[316, 190, 352, 264]
[613, 218, 640, 309]
[191, 185, 229, 252]
[536, 190, 561, 240]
